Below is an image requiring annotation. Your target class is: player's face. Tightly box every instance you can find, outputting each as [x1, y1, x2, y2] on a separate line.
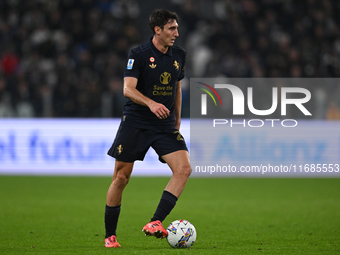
[159, 19, 179, 48]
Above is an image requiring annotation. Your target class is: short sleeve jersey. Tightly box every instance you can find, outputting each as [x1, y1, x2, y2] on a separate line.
[121, 38, 186, 129]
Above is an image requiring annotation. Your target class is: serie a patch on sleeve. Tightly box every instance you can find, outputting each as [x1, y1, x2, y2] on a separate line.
[127, 59, 134, 69]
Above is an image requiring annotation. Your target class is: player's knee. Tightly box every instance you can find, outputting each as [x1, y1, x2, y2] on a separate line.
[114, 172, 130, 189]
[178, 164, 191, 178]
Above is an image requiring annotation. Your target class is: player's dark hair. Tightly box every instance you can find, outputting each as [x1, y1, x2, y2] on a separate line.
[149, 9, 178, 34]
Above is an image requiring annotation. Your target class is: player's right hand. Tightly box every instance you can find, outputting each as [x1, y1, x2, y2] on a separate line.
[149, 102, 170, 119]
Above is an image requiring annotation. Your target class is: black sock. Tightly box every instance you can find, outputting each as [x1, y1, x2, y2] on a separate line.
[151, 190, 178, 222]
[105, 204, 121, 238]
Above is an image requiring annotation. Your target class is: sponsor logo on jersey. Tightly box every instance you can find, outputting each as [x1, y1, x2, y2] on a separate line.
[160, 72, 171, 85]
[149, 63, 157, 69]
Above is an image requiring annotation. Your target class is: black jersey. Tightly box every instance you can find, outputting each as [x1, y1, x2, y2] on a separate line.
[121, 38, 186, 129]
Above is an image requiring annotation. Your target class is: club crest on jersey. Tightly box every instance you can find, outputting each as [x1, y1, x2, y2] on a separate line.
[127, 59, 134, 70]
[160, 72, 171, 85]
[173, 60, 180, 71]
[174, 130, 184, 141]
[117, 144, 123, 155]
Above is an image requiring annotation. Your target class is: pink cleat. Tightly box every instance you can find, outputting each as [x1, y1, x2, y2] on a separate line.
[142, 220, 168, 239]
[105, 235, 121, 248]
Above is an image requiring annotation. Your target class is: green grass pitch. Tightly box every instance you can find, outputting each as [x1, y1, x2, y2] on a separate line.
[0, 176, 339, 254]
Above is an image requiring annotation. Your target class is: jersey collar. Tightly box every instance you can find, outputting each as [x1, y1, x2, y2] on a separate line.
[149, 37, 173, 57]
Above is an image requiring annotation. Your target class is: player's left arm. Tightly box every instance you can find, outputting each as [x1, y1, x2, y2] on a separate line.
[174, 80, 182, 130]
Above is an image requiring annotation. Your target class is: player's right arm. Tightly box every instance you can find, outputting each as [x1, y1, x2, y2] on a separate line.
[123, 77, 170, 119]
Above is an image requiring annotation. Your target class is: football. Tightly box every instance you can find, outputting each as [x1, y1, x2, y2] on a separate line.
[166, 219, 197, 248]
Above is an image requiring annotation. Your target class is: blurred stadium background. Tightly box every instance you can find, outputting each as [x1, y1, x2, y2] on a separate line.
[0, 0, 340, 119]
[0, 0, 340, 175]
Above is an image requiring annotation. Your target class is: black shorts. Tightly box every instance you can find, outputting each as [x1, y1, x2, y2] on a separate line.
[107, 125, 188, 163]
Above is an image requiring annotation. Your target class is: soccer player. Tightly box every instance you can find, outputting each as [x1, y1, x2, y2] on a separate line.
[104, 9, 191, 248]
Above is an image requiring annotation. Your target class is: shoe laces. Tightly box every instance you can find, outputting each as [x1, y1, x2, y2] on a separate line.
[108, 235, 117, 243]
